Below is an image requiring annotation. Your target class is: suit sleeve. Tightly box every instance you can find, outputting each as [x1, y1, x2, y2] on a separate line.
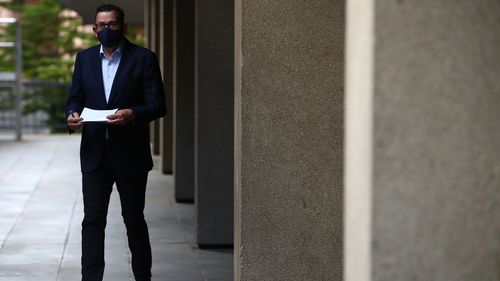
[131, 52, 167, 123]
[65, 53, 85, 117]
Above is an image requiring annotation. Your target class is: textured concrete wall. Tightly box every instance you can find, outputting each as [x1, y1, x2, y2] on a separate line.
[373, 1, 500, 280]
[346, 1, 500, 280]
[235, 1, 345, 280]
[195, 0, 234, 246]
[174, 0, 195, 202]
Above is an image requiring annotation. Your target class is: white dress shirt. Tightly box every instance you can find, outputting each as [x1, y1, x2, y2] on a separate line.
[99, 44, 122, 103]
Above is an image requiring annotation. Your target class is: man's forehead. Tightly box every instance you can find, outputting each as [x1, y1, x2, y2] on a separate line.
[95, 11, 119, 23]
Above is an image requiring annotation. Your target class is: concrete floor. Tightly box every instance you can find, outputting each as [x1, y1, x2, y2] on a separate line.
[0, 134, 233, 281]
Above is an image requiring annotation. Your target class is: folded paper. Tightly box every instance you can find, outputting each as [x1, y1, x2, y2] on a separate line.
[80, 107, 118, 122]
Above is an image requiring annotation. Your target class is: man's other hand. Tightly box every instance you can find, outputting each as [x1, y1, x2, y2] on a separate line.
[106, 109, 134, 125]
[67, 112, 83, 131]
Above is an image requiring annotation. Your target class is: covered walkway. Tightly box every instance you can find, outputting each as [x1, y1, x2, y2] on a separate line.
[0, 134, 232, 281]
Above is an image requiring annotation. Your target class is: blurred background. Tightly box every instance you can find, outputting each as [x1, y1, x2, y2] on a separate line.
[0, 0, 144, 135]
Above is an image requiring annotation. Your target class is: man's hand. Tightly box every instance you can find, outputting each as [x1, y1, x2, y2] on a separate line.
[106, 109, 134, 125]
[67, 112, 83, 131]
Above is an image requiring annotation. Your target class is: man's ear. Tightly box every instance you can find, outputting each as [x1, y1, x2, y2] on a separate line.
[93, 27, 99, 39]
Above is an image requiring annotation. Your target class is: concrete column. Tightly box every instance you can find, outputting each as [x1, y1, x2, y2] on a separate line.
[345, 1, 500, 281]
[149, 0, 159, 52]
[174, 0, 195, 202]
[151, 0, 161, 156]
[145, 0, 160, 155]
[194, 0, 234, 246]
[159, 0, 174, 174]
[235, 1, 344, 280]
[144, 0, 150, 48]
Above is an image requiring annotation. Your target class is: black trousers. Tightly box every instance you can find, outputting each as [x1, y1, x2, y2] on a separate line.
[81, 149, 152, 281]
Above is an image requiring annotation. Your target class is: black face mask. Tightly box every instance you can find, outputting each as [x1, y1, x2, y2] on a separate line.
[97, 27, 123, 48]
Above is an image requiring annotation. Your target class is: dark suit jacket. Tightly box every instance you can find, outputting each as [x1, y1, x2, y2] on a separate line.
[65, 39, 166, 174]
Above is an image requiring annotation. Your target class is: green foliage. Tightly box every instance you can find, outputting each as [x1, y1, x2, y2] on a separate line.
[0, 0, 90, 132]
[0, 19, 15, 72]
[0, 0, 145, 132]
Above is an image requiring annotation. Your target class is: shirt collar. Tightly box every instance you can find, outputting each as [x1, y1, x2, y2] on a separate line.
[99, 43, 123, 60]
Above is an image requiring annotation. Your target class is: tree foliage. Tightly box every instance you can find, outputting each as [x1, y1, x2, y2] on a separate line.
[0, 0, 144, 132]
[1, 0, 93, 78]
[0, 0, 93, 131]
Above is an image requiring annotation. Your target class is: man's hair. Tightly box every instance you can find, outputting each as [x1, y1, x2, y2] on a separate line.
[95, 4, 125, 24]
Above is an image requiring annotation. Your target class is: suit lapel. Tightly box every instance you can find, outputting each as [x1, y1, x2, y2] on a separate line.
[108, 41, 131, 107]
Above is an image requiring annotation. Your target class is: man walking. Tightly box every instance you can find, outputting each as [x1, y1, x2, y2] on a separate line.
[65, 4, 166, 281]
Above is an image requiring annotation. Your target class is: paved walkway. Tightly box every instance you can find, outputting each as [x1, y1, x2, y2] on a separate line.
[0, 134, 233, 281]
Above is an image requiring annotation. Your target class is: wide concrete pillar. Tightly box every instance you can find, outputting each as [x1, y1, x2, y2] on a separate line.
[345, 1, 500, 281]
[174, 0, 195, 202]
[235, 1, 345, 280]
[194, 0, 234, 246]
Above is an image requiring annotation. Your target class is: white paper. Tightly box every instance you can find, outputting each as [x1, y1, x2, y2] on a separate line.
[80, 107, 118, 122]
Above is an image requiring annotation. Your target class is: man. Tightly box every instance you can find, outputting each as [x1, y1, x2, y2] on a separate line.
[65, 4, 166, 281]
